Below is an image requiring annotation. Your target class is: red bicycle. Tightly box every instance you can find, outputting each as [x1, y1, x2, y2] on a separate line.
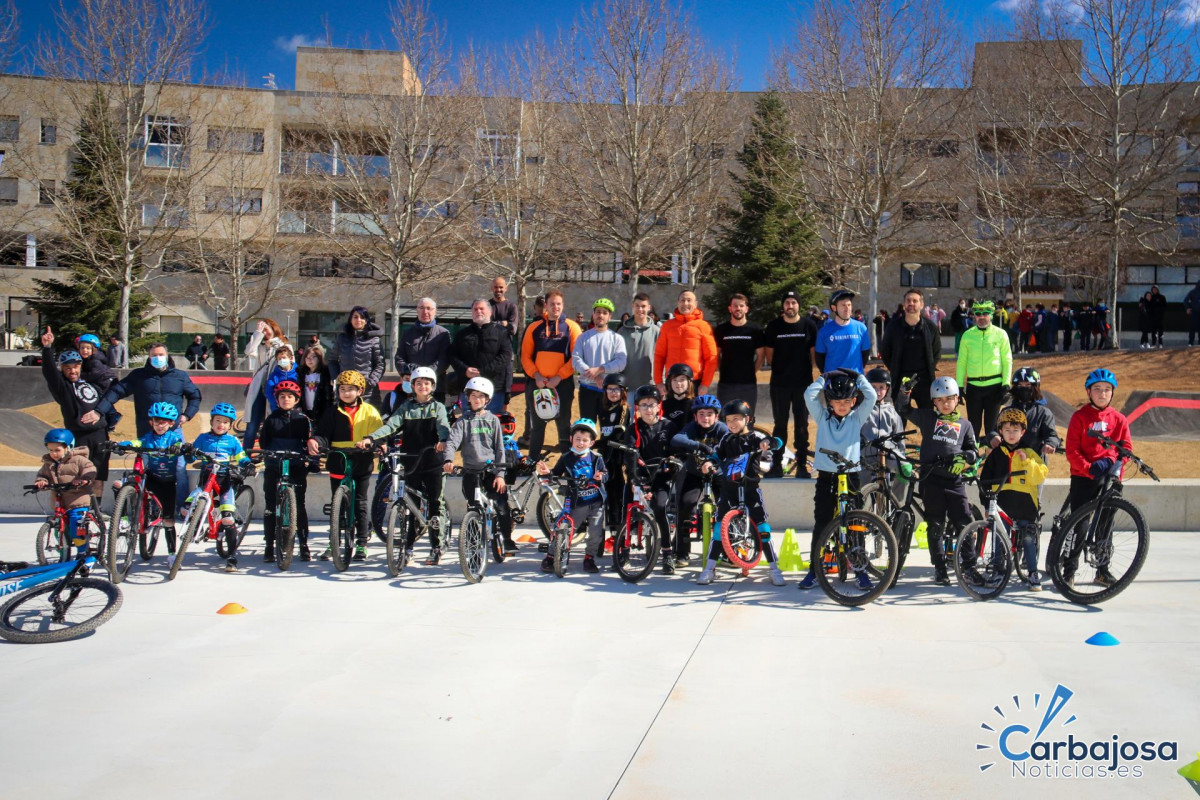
[604, 439, 664, 583]
[105, 442, 179, 583]
[26, 483, 104, 566]
[169, 451, 255, 580]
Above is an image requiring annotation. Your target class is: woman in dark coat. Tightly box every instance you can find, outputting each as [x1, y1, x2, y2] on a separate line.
[329, 306, 385, 404]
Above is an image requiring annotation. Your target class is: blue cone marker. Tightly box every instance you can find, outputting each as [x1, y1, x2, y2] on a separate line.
[1085, 632, 1120, 646]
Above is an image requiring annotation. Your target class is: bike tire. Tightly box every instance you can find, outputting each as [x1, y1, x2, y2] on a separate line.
[35, 521, 65, 566]
[719, 509, 763, 571]
[216, 484, 255, 559]
[888, 509, 916, 588]
[458, 510, 488, 584]
[858, 482, 896, 520]
[276, 487, 297, 571]
[329, 486, 353, 572]
[811, 510, 897, 607]
[613, 509, 660, 583]
[371, 474, 391, 542]
[0, 577, 123, 644]
[536, 492, 560, 538]
[1011, 523, 1036, 584]
[385, 501, 408, 578]
[1046, 495, 1149, 606]
[490, 523, 507, 564]
[107, 484, 140, 584]
[139, 525, 160, 560]
[169, 496, 205, 581]
[552, 519, 573, 578]
[954, 521, 1013, 601]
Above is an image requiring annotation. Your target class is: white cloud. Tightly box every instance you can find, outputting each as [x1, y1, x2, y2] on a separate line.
[274, 34, 327, 54]
[1176, 0, 1200, 25]
[991, 0, 1028, 11]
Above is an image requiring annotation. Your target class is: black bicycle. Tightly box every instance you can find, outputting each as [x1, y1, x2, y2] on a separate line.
[249, 449, 309, 571]
[453, 463, 507, 584]
[378, 446, 450, 577]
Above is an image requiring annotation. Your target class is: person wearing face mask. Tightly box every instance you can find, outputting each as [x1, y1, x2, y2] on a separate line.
[242, 339, 296, 449]
[264, 344, 299, 409]
[83, 342, 201, 437]
[986, 367, 1060, 459]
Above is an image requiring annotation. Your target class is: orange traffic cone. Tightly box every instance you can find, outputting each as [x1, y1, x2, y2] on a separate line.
[217, 603, 248, 615]
[517, 534, 537, 543]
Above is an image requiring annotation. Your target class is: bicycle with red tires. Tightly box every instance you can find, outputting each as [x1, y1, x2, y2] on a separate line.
[104, 442, 179, 583]
[604, 439, 664, 583]
[169, 451, 255, 580]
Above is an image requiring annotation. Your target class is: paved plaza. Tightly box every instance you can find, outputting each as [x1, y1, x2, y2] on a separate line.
[1, 515, 1197, 799]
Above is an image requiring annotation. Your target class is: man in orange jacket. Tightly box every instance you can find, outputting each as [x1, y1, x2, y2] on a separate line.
[654, 290, 718, 396]
[521, 290, 582, 456]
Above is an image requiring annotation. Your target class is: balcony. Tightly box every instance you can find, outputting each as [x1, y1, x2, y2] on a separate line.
[280, 151, 390, 178]
[278, 210, 331, 234]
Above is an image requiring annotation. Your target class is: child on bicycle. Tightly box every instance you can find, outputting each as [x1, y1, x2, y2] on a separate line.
[597, 373, 629, 541]
[442, 377, 516, 555]
[896, 376, 979, 587]
[259, 380, 313, 562]
[798, 369, 878, 590]
[536, 419, 607, 574]
[309, 370, 383, 562]
[190, 402, 255, 572]
[979, 408, 1048, 590]
[35, 429, 98, 552]
[624, 385, 679, 574]
[669, 394, 729, 567]
[860, 367, 906, 469]
[115, 402, 187, 553]
[362, 366, 449, 565]
[1063, 368, 1131, 587]
[696, 400, 786, 587]
[661, 363, 695, 429]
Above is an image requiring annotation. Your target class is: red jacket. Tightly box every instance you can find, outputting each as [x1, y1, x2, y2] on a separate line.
[1065, 403, 1131, 479]
[653, 308, 718, 386]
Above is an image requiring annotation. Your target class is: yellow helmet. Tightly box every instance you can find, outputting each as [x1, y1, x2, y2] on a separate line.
[336, 370, 367, 389]
[996, 407, 1027, 428]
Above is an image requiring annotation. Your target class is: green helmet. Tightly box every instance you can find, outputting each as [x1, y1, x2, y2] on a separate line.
[972, 300, 996, 316]
[593, 298, 616, 313]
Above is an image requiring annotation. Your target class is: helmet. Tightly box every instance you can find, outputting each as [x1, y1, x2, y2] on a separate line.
[44, 428, 75, 448]
[666, 363, 694, 382]
[464, 376, 494, 398]
[148, 402, 180, 421]
[498, 412, 517, 435]
[865, 367, 892, 385]
[57, 350, 83, 366]
[633, 384, 663, 404]
[410, 366, 437, 388]
[692, 394, 722, 412]
[210, 402, 238, 421]
[533, 388, 560, 420]
[971, 300, 996, 315]
[593, 298, 616, 313]
[75, 333, 102, 348]
[722, 399, 752, 419]
[336, 370, 367, 389]
[273, 380, 301, 398]
[1012, 367, 1041, 385]
[602, 373, 627, 390]
[822, 372, 859, 401]
[570, 418, 599, 439]
[929, 376, 960, 399]
[1084, 368, 1117, 390]
[996, 408, 1028, 428]
[829, 288, 855, 307]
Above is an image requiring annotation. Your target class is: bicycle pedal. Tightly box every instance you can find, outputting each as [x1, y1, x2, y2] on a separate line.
[537, 543, 549, 553]
[322, 503, 333, 515]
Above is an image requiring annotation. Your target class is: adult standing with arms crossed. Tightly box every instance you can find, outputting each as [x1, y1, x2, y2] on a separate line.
[489, 277, 519, 406]
[653, 290, 718, 396]
[763, 290, 820, 478]
[449, 299, 512, 414]
[713, 293, 765, 414]
[521, 290, 581, 456]
[880, 288, 942, 409]
[956, 299, 1013, 441]
[572, 298, 627, 422]
[397, 297, 451, 404]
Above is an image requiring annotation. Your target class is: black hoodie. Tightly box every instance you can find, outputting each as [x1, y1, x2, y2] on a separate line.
[330, 314, 384, 387]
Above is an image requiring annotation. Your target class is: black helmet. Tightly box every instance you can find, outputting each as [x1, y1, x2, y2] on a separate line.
[666, 363, 694, 381]
[823, 371, 859, 401]
[722, 399, 752, 419]
[829, 288, 856, 307]
[1013, 367, 1041, 385]
[865, 367, 892, 385]
[603, 373, 628, 389]
[634, 384, 662, 403]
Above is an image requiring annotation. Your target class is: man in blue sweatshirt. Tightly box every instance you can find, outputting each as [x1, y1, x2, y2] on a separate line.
[572, 298, 627, 423]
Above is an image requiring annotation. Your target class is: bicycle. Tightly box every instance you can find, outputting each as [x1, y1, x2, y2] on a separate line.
[718, 450, 780, 574]
[668, 454, 721, 563]
[811, 448, 898, 606]
[376, 446, 450, 577]
[324, 447, 380, 573]
[951, 471, 1029, 601]
[604, 440, 664, 583]
[1045, 430, 1156, 605]
[25, 483, 104, 568]
[545, 475, 604, 578]
[248, 449, 309, 571]
[453, 463, 508, 584]
[504, 456, 563, 537]
[169, 451, 255, 580]
[103, 442, 179, 583]
[0, 550, 122, 644]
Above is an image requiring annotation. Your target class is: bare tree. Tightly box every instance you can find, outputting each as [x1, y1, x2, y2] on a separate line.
[777, 0, 964, 350]
[555, 0, 735, 302]
[0, 1, 18, 72]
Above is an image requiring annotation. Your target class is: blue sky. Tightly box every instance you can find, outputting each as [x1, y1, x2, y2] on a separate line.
[11, 0, 1025, 91]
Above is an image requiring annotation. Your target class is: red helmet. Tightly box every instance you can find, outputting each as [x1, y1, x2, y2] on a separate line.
[274, 380, 301, 398]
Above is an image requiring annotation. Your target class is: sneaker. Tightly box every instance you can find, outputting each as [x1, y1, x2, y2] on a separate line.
[934, 567, 951, 586]
[1028, 579, 1043, 592]
[855, 571, 873, 590]
[770, 566, 786, 586]
[299, 544, 312, 562]
[540, 556, 554, 573]
[319, 547, 332, 561]
[662, 559, 676, 575]
[224, 558, 238, 574]
[797, 571, 817, 590]
[674, 557, 690, 568]
[353, 544, 368, 561]
[795, 469, 812, 480]
[503, 538, 519, 556]
[583, 555, 599, 574]
[696, 567, 715, 585]
[263, 543, 275, 562]
[425, 548, 441, 566]
[1095, 567, 1117, 587]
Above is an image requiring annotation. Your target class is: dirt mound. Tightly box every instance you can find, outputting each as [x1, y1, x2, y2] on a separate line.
[1122, 391, 1200, 440]
[0, 410, 54, 457]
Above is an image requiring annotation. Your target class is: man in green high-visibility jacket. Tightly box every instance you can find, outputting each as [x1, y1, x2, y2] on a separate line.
[956, 300, 1013, 439]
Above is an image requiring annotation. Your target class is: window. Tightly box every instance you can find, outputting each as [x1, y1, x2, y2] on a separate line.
[299, 256, 373, 279]
[40, 120, 56, 145]
[992, 267, 1013, 288]
[245, 253, 270, 276]
[901, 201, 958, 221]
[1021, 269, 1062, 289]
[533, 250, 619, 283]
[903, 139, 959, 158]
[38, 180, 56, 205]
[0, 177, 17, 205]
[141, 197, 189, 228]
[477, 129, 519, 180]
[1188, 265, 1200, 284]
[974, 266, 988, 289]
[414, 200, 456, 219]
[1177, 182, 1200, 215]
[0, 116, 18, 141]
[1129, 264, 1187, 284]
[524, 155, 544, 165]
[899, 263, 950, 288]
[205, 189, 263, 214]
[475, 201, 507, 237]
[206, 127, 264, 153]
[145, 116, 189, 168]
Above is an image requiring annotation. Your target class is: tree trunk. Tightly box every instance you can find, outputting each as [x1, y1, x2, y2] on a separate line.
[119, 245, 134, 351]
[1108, 233, 1120, 349]
[868, 242, 880, 358]
[390, 272, 403, 374]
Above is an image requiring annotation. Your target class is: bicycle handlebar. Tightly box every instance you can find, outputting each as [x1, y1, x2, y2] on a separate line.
[247, 448, 310, 462]
[23, 482, 84, 494]
[1086, 430, 1159, 482]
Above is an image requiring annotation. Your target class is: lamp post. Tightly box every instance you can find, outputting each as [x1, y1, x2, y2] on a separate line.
[283, 309, 296, 339]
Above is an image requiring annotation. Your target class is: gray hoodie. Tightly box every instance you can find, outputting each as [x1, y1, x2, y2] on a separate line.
[571, 327, 627, 391]
[443, 408, 507, 470]
[617, 319, 659, 389]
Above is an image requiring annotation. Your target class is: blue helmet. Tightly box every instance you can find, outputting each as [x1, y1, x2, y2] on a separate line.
[57, 350, 83, 365]
[76, 333, 102, 348]
[44, 428, 75, 448]
[693, 394, 722, 412]
[148, 402, 180, 421]
[210, 402, 238, 421]
[1084, 368, 1117, 390]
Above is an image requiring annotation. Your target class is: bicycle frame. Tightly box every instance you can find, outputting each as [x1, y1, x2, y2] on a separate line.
[1, 555, 99, 600]
[182, 455, 243, 543]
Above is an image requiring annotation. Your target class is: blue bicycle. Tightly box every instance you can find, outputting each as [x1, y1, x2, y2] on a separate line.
[0, 543, 123, 644]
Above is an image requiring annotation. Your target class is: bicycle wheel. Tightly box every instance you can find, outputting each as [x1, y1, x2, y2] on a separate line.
[613, 509, 660, 583]
[954, 521, 1013, 601]
[858, 482, 896, 520]
[329, 486, 353, 572]
[371, 474, 391, 543]
[458, 510, 488, 584]
[0, 577, 123, 644]
[720, 509, 762, 571]
[107, 484, 140, 583]
[1011, 522, 1036, 584]
[35, 521, 66, 566]
[1046, 495, 1148, 605]
[217, 484, 255, 559]
[490, 522, 507, 564]
[139, 524, 160, 560]
[536, 492, 560, 538]
[276, 487, 298, 571]
[552, 519, 573, 578]
[385, 501, 409, 578]
[169, 497, 205, 581]
[812, 510, 897, 607]
[888, 509, 916, 588]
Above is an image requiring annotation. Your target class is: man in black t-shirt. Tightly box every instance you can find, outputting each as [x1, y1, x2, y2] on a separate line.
[763, 290, 820, 478]
[880, 288, 941, 408]
[714, 293, 765, 414]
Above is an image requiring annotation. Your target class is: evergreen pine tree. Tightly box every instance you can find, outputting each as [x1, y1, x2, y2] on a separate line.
[707, 92, 826, 327]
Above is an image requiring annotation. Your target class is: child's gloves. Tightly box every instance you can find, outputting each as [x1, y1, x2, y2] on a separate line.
[1089, 458, 1114, 478]
[949, 456, 969, 475]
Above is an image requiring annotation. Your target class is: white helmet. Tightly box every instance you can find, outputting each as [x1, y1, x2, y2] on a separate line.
[533, 388, 560, 420]
[929, 376, 960, 399]
[464, 376, 494, 398]
[410, 366, 437, 388]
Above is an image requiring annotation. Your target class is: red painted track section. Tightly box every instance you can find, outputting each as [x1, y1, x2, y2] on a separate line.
[1124, 397, 1200, 425]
